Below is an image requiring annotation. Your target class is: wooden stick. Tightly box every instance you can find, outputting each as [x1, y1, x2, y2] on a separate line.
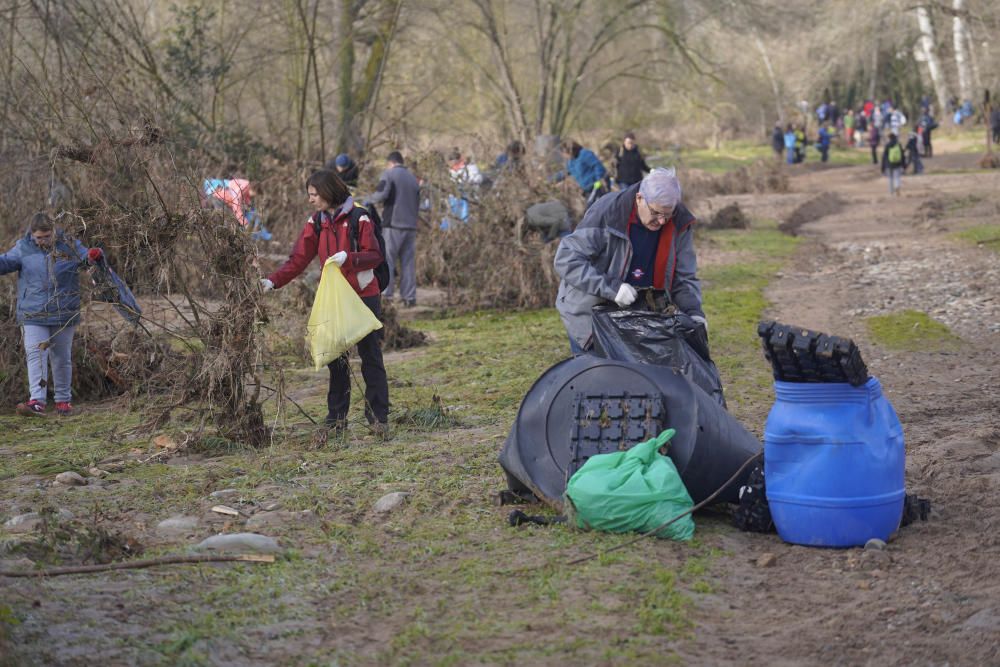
[0, 553, 275, 578]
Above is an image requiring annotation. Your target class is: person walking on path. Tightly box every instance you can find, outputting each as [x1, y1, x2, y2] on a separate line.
[783, 124, 797, 165]
[367, 151, 421, 307]
[261, 170, 390, 437]
[869, 123, 881, 165]
[905, 133, 923, 175]
[991, 107, 1000, 145]
[613, 132, 651, 187]
[771, 124, 785, 162]
[843, 109, 855, 146]
[0, 212, 106, 417]
[918, 112, 938, 157]
[881, 132, 906, 196]
[554, 168, 705, 354]
[816, 123, 832, 163]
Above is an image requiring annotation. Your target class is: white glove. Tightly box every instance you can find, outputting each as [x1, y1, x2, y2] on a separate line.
[326, 251, 347, 267]
[690, 314, 708, 334]
[357, 269, 375, 290]
[614, 283, 637, 307]
[260, 278, 274, 292]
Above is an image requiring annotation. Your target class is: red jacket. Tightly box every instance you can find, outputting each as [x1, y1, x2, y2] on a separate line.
[269, 200, 383, 298]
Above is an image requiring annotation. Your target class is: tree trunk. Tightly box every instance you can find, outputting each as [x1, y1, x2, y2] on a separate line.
[952, 0, 972, 103]
[753, 32, 783, 125]
[914, 6, 949, 113]
[336, 0, 356, 154]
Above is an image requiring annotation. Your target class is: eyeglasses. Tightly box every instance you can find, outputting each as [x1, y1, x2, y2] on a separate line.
[644, 198, 673, 221]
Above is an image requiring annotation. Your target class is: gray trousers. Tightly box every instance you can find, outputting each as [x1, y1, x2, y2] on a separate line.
[384, 228, 417, 303]
[887, 167, 903, 195]
[22, 323, 76, 403]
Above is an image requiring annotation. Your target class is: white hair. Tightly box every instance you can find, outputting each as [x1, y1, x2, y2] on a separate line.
[639, 167, 682, 209]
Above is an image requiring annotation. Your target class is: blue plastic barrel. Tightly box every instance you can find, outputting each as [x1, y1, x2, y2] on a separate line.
[764, 377, 905, 547]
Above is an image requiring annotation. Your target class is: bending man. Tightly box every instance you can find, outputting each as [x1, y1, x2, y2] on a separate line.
[554, 167, 705, 354]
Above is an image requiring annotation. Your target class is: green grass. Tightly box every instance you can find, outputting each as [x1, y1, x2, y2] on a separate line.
[650, 138, 870, 173]
[0, 220, 801, 664]
[954, 224, 1000, 252]
[866, 310, 959, 351]
[700, 225, 800, 412]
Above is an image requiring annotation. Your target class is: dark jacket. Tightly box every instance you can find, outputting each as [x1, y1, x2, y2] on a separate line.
[368, 164, 420, 230]
[269, 197, 383, 298]
[329, 159, 360, 188]
[0, 231, 90, 326]
[771, 127, 784, 152]
[881, 138, 905, 173]
[614, 146, 651, 186]
[554, 184, 702, 348]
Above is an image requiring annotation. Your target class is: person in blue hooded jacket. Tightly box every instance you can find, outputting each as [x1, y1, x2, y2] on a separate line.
[560, 140, 608, 208]
[0, 212, 104, 416]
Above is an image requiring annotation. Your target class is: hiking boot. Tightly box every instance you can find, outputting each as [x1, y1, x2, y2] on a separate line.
[369, 421, 391, 441]
[16, 399, 46, 416]
[403, 300, 417, 308]
[312, 420, 347, 448]
[55, 402, 73, 416]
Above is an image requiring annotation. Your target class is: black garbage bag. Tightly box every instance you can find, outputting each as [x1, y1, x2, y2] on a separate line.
[590, 304, 726, 407]
[498, 355, 762, 509]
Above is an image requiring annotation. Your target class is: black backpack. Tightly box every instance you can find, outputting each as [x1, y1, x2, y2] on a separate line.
[313, 203, 390, 292]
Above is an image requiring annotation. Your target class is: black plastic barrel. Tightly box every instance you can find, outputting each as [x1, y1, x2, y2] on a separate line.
[499, 355, 762, 508]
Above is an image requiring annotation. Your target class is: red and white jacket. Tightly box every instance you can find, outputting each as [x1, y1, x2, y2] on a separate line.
[269, 198, 383, 298]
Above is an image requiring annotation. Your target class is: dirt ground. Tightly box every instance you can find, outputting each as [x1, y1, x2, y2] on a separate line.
[686, 146, 1000, 666]
[2, 145, 999, 665]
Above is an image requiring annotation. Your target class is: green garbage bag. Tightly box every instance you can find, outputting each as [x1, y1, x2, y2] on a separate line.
[565, 428, 695, 541]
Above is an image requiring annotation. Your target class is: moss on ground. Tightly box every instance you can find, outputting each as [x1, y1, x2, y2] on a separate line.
[953, 224, 1000, 253]
[866, 310, 959, 351]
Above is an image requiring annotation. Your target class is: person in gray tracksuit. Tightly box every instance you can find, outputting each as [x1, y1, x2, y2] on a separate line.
[554, 168, 705, 354]
[367, 151, 421, 306]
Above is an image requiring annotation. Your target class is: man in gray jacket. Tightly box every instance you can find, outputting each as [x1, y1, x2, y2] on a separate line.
[554, 167, 705, 353]
[368, 151, 421, 306]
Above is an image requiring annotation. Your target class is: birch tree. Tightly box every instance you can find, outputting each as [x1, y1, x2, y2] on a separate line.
[952, 0, 972, 102]
[914, 5, 949, 113]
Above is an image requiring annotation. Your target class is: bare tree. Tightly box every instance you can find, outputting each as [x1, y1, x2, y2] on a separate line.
[915, 4, 950, 113]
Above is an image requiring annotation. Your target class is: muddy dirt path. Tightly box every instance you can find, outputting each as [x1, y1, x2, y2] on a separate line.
[685, 153, 1000, 666]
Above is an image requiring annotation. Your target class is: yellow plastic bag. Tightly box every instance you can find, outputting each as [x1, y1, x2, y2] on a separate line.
[306, 263, 383, 370]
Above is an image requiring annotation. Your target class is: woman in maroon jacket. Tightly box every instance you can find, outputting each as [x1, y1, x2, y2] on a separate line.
[262, 170, 389, 438]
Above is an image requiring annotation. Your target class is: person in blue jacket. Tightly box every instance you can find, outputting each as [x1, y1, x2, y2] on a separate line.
[560, 140, 608, 209]
[783, 124, 797, 165]
[816, 123, 832, 163]
[0, 213, 104, 416]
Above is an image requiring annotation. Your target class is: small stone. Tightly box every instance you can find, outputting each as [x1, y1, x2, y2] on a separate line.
[4, 512, 42, 533]
[373, 492, 410, 514]
[156, 516, 199, 537]
[0, 557, 36, 572]
[88, 468, 108, 478]
[209, 489, 240, 500]
[3, 509, 74, 533]
[755, 553, 778, 568]
[864, 538, 887, 551]
[260, 502, 282, 512]
[193, 533, 280, 554]
[857, 580, 872, 590]
[55, 471, 87, 486]
[211, 505, 241, 517]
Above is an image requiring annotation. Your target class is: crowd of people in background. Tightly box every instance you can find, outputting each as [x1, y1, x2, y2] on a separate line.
[12, 84, 991, 424]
